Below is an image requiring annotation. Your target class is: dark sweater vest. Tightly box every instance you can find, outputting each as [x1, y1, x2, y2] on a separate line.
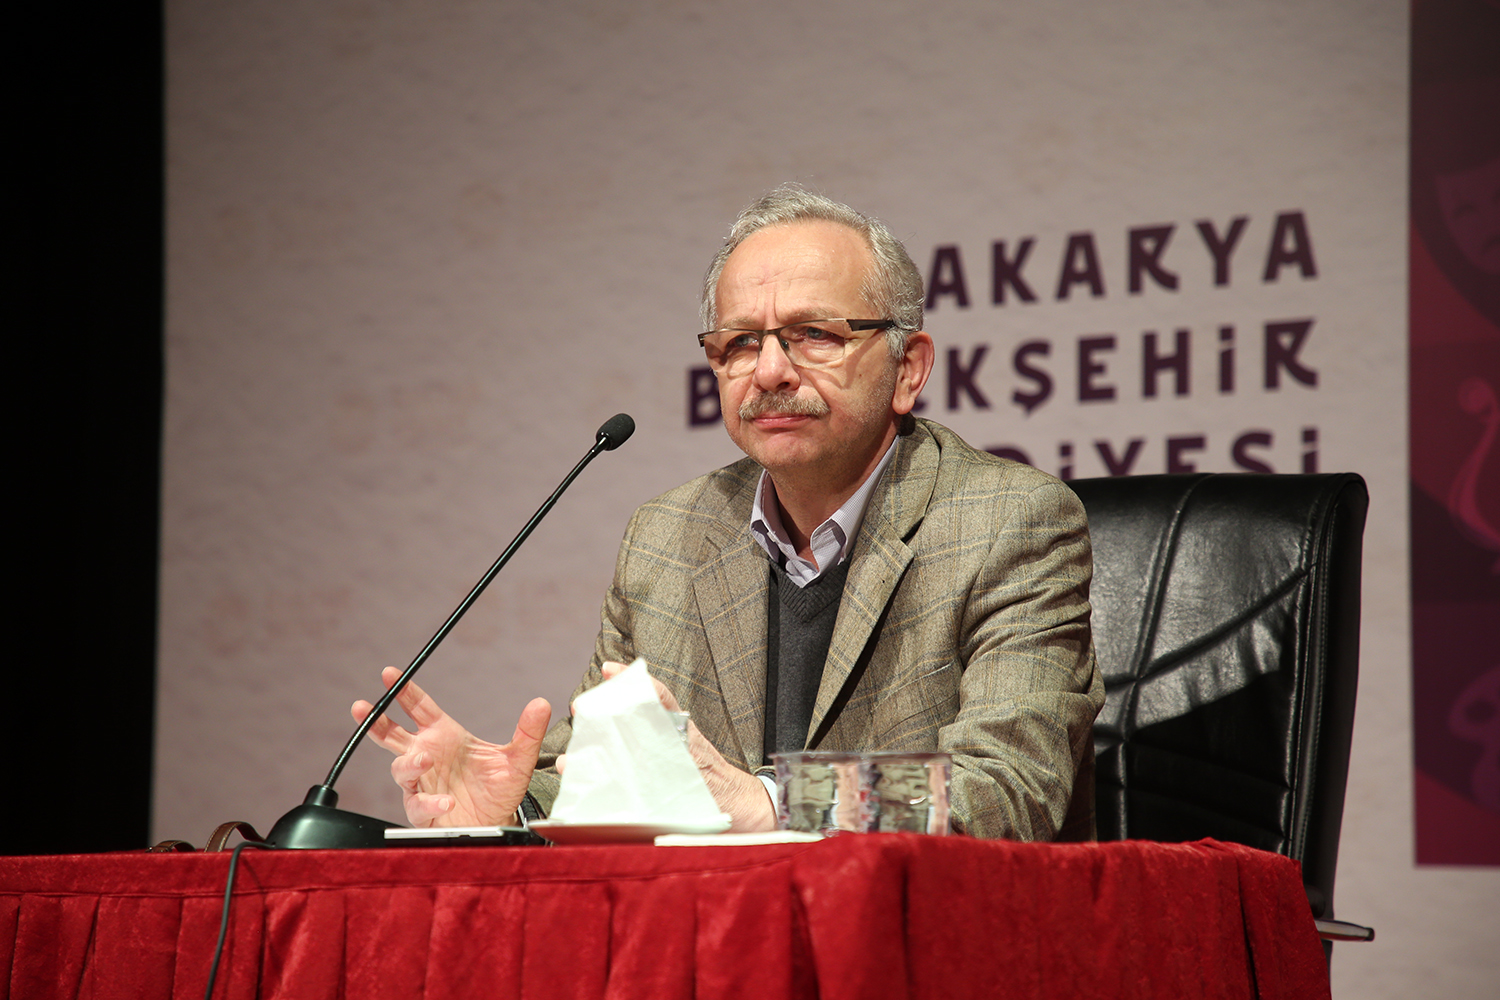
[762, 557, 852, 761]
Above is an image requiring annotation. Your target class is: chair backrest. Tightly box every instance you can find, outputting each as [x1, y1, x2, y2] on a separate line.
[1067, 472, 1368, 922]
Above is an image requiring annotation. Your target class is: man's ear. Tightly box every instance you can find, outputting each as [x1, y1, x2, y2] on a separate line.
[892, 331, 935, 415]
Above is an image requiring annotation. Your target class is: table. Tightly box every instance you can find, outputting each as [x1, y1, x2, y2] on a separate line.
[0, 835, 1329, 1000]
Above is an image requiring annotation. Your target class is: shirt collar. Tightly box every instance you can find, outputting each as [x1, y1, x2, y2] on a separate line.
[749, 437, 900, 588]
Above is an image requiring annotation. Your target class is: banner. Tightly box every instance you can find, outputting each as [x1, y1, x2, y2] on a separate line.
[1408, 0, 1500, 866]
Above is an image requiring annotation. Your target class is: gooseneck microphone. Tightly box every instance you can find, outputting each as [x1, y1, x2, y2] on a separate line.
[265, 413, 636, 848]
[595, 412, 635, 451]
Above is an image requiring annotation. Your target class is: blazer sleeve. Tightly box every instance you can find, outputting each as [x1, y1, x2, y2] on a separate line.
[943, 476, 1102, 841]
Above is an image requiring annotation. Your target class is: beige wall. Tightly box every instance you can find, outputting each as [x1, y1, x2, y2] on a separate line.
[160, 2, 1492, 996]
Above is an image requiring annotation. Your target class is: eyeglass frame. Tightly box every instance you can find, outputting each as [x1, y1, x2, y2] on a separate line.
[696, 319, 896, 375]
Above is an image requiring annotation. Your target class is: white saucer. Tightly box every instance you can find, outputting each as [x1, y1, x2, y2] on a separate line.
[529, 816, 731, 844]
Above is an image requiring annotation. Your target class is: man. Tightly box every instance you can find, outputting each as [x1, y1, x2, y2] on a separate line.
[355, 185, 1102, 840]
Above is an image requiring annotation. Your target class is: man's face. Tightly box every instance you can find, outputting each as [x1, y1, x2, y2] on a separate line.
[712, 220, 921, 488]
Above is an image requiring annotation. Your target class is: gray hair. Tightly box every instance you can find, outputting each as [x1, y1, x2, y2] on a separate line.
[700, 184, 925, 357]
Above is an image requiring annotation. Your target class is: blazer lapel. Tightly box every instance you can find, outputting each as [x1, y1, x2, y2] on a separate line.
[808, 427, 940, 745]
[691, 483, 772, 768]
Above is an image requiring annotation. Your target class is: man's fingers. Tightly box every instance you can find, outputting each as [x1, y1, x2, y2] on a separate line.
[353, 700, 410, 752]
[379, 666, 449, 728]
[404, 792, 455, 825]
[509, 698, 552, 756]
[650, 677, 682, 712]
[685, 722, 729, 771]
[391, 750, 431, 792]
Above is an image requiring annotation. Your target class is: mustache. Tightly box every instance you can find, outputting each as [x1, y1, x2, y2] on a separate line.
[738, 390, 830, 420]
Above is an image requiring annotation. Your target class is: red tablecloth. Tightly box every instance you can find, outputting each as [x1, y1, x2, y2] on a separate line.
[0, 835, 1329, 1000]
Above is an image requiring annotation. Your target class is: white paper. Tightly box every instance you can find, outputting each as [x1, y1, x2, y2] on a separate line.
[547, 659, 726, 826]
[654, 831, 823, 847]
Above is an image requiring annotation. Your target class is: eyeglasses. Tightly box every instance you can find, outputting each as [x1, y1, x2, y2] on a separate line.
[697, 319, 893, 377]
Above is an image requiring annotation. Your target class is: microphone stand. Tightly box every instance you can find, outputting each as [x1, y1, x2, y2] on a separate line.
[264, 414, 635, 848]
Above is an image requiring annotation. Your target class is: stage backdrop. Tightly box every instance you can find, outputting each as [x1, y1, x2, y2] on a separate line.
[159, 2, 1494, 997]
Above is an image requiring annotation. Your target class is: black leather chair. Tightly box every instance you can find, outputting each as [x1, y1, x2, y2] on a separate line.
[1068, 472, 1373, 950]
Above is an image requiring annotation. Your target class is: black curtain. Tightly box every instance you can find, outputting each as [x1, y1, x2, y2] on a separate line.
[11, 5, 163, 853]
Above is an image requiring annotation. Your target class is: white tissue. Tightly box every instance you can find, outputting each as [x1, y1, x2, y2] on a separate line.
[547, 659, 726, 826]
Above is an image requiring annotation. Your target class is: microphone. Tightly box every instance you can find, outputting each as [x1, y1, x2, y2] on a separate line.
[596, 412, 634, 451]
[264, 414, 637, 848]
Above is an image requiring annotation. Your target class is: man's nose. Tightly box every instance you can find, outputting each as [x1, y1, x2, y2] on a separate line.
[751, 334, 801, 392]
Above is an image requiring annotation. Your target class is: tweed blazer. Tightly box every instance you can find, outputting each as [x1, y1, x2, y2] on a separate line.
[531, 418, 1103, 840]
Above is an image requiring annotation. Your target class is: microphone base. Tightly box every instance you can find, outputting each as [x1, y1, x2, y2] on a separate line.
[264, 785, 400, 849]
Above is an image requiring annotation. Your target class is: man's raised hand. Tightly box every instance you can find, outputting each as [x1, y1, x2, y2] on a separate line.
[352, 666, 551, 827]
